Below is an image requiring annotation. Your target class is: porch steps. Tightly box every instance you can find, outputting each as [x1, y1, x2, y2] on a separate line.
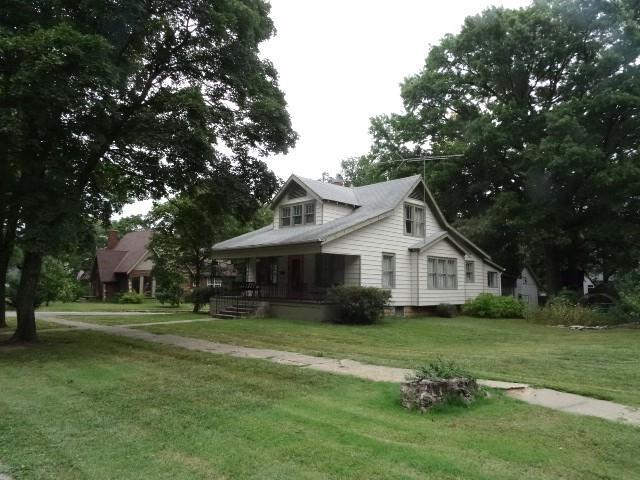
[213, 305, 258, 319]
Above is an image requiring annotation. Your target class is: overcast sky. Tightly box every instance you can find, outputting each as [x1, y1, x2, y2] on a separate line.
[118, 0, 531, 218]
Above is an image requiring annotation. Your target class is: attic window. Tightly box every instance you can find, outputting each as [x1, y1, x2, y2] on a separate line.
[404, 204, 425, 237]
[280, 201, 315, 227]
[288, 182, 307, 199]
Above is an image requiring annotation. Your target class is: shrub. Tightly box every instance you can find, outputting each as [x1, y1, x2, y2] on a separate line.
[462, 293, 525, 318]
[615, 271, 640, 321]
[525, 303, 621, 326]
[187, 286, 219, 313]
[327, 286, 391, 325]
[118, 291, 145, 304]
[435, 303, 458, 318]
[411, 359, 470, 380]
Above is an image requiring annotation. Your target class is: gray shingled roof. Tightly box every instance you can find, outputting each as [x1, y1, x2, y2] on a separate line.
[212, 174, 503, 270]
[213, 175, 421, 252]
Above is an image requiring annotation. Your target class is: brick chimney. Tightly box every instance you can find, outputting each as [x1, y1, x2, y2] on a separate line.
[106, 230, 119, 250]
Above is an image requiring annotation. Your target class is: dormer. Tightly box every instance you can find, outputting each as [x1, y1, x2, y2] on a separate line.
[271, 175, 360, 229]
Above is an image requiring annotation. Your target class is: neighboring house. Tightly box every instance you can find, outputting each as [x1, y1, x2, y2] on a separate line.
[211, 174, 503, 318]
[91, 230, 156, 300]
[502, 266, 543, 306]
[194, 260, 242, 289]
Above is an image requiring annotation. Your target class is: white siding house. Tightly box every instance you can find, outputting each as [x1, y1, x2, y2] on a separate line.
[212, 174, 503, 316]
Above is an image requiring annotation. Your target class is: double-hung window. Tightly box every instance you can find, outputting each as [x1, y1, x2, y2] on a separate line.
[304, 203, 315, 224]
[382, 254, 396, 288]
[427, 257, 457, 289]
[465, 261, 475, 283]
[280, 206, 291, 226]
[280, 201, 315, 227]
[487, 271, 498, 288]
[404, 204, 425, 237]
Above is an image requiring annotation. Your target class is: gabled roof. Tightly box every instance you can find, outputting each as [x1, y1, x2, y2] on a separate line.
[95, 230, 153, 283]
[271, 175, 361, 207]
[213, 175, 421, 252]
[213, 174, 502, 270]
[409, 232, 469, 256]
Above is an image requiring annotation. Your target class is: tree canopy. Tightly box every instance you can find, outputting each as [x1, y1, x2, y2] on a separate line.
[1, 0, 296, 340]
[346, 0, 640, 291]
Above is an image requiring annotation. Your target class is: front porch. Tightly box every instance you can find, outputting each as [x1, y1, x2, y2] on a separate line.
[210, 253, 361, 318]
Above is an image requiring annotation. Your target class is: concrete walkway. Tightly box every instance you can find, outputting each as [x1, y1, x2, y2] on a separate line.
[19, 315, 640, 428]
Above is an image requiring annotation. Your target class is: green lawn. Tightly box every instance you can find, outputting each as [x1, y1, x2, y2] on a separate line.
[36, 299, 197, 313]
[51, 312, 206, 326]
[1, 317, 66, 333]
[1, 329, 638, 479]
[136, 316, 640, 406]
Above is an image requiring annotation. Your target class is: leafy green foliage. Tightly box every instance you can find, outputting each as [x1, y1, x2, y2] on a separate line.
[187, 286, 218, 312]
[411, 359, 471, 380]
[1, 0, 295, 339]
[327, 286, 391, 325]
[524, 303, 619, 326]
[352, 0, 640, 290]
[462, 293, 525, 318]
[118, 292, 145, 304]
[614, 271, 640, 321]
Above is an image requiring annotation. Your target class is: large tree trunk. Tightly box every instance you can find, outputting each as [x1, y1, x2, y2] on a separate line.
[0, 212, 18, 329]
[544, 245, 563, 296]
[11, 251, 43, 342]
[192, 262, 202, 313]
[0, 251, 9, 328]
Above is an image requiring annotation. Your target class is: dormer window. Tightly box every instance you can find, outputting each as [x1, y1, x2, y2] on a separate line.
[404, 203, 425, 237]
[280, 201, 315, 227]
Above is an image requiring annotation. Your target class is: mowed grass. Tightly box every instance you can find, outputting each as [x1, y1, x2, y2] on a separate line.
[1, 330, 639, 479]
[137, 316, 640, 406]
[36, 299, 197, 313]
[0, 317, 67, 333]
[54, 312, 205, 326]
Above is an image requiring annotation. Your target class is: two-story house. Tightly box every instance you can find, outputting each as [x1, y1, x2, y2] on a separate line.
[211, 174, 502, 319]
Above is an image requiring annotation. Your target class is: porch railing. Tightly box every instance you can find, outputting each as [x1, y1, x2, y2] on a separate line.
[211, 282, 329, 302]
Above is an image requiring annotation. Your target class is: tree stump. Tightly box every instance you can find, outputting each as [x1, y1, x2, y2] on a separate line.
[401, 378, 479, 412]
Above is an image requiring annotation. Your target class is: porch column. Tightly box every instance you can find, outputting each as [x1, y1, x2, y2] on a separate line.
[246, 258, 256, 282]
[151, 277, 156, 298]
[127, 278, 132, 292]
[102, 284, 106, 302]
[139, 275, 144, 295]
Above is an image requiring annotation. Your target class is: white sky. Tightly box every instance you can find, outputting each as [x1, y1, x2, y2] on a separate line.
[117, 0, 530, 219]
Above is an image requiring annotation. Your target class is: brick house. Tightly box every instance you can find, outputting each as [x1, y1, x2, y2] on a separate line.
[91, 230, 156, 300]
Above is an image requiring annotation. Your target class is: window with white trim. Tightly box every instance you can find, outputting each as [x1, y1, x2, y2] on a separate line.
[487, 271, 498, 288]
[382, 254, 396, 288]
[465, 261, 475, 283]
[427, 257, 458, 289]
[404, 203, 425, 237]
[280, 206, 291, 226]
[206, 277, 222, 288]
[280, 201, 315, 227]
[304, 203, 315, 224]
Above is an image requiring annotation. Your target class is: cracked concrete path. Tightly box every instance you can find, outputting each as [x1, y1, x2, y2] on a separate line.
[25, 316, 640, 428]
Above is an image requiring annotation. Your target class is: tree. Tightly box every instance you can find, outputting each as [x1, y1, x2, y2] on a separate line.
[149, 171, 277, 312]
[1, 0, 296, 340]
[38, 257, 78, 306]
[354, 0, 640, 293]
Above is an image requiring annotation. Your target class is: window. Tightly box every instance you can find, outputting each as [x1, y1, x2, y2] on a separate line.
[465, 261, 475, 283]
[305, 203, 315, 224]
[280, 201, 315, 227]
[382, 254, 396, 288]
[427, 257, 457, 289]
[280, 206, 291, 227]
[404, 203, 425, 237]
[207, 277, 222, 288]
[487, 271, 498, 288]
[522, 273, 528, 285]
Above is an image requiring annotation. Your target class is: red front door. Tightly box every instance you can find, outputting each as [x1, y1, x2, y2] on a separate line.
[288, 255, 304, 298]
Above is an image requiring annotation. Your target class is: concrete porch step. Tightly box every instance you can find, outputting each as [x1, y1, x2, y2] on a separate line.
[213, 313, 237, 319]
